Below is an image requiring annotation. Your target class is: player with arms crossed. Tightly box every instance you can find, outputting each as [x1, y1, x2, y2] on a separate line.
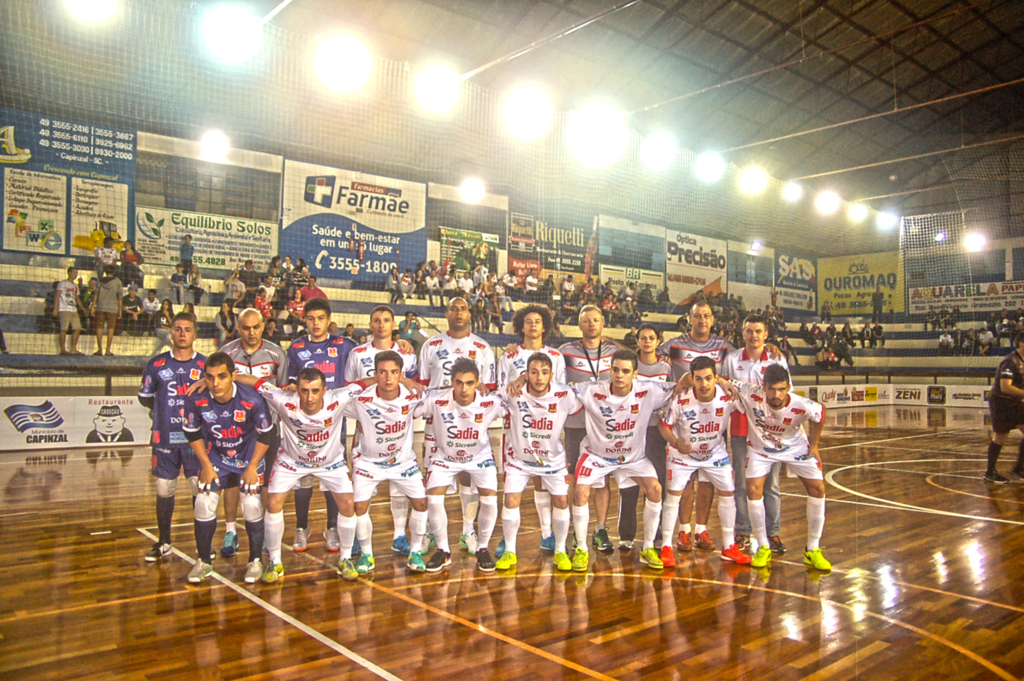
[658, 356, 751, 567]
[732, 364, 831, 571]
[138, 311, 206, 562]
[183, 353, 275, 584]
[984, 330, 1024, 483]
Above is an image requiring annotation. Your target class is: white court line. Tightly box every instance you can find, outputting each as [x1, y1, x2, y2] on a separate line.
[136, 527, 402, 681]
[847, 465, 999, 482]
[820, 428, 974, 451]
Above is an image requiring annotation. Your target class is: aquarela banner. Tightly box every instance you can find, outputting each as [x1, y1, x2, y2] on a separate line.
[907, 280, 1024, 315]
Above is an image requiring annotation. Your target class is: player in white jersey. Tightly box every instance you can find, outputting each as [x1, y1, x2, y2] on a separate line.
[731, 363, 831, 572]
[418, 297, 496, 554]
[495, 351, 580, 572]
[344, 351, 432, 574]
[658, 356, 751, 568]
[419, 358, 506, 573]
[344, 305, 419, 557]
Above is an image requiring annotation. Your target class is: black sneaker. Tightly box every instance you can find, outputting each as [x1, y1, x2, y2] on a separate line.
[1009, 467, 1024, 481]
[475, 548, 496, 572]
[145, 542, 172, 562]
[592, 528, 613, 554]
[734, 534, 751, 552]
[984, 471, 1010, 484]
[768, 535, 786, 555]
[425, 550, 452, 573]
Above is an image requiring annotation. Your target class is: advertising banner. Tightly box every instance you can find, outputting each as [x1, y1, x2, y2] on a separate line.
[665, 230, 728, 305]
[800, 383, 987, 409]
[818, 251, 904, 315]
[439, 227, 499, 274]
[135, 206, 278, 269]
[907, 280, 1024, 315]
[598, 264, 664, 291]
[775, 252, 817, 312]
[0, 396, 152, 452]
[279, 160, 426, 284]
[0, 107, 136, 255]
[506, 211, 595, 284]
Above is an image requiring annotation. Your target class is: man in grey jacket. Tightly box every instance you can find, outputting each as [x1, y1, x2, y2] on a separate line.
[94, 266, 124, 356]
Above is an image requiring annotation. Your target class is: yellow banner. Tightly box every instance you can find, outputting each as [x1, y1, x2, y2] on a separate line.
[818, 251, 904, 315]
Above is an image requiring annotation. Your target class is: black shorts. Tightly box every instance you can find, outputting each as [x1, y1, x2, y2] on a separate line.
[990, 397, 1024, 434]
[263, 425, 281, 473]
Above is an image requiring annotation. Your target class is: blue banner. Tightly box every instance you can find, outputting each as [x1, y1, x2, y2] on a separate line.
[774, 252, 817, 312]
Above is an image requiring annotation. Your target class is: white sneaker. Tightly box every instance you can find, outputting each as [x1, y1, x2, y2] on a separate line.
[324, 527, 340, 552]
[187, 560, 212, 584]
[244, 558, 263, 584]
[293, 527, 309, 552]
[460, 532, 478, 553]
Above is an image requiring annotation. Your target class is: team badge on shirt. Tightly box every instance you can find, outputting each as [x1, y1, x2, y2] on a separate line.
[234, 410, 245, 422]
[190, 369, 201, 381]
[548, 403, 558, 413]
[715, 407, 724, 417]
[328, 347, 338, 357]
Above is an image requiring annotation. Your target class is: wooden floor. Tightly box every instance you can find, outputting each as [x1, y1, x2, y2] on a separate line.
[2, 406, 1023, 680]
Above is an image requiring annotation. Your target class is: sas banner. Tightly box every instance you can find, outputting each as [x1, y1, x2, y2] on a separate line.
[665, 230, 728, 305]
[135, 206, 278, 269]
[818, 251, 904, 315]
[0, 396, 152, 451]
[774, 252, 817, 312]
[279, 160, 426, 285]
[907, 280, 1024, 314]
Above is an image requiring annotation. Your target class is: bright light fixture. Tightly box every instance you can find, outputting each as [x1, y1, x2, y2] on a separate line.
[641, 131, 677, 171]
[503, 86, 554, 141]
[314, 35, 373, 93]
[199, 130, 230, 163]
[750, 240, 763, 252]
[566, 104, 628, 167]
[964, 231, 987, 252]
[65, 0, 117, 23]
[202, 5, 263, 64]
[934, 231, 947, 243]
[694, 152, 726, 183]
[815, 191, 841, 215]
[876, 212, 899, 230]
[848, 203, 868, 222]
[782, 182, 803, 202]
[459, 178, 485, 204]
[415, 65, 461, 112]
[738, 167, 768, 194]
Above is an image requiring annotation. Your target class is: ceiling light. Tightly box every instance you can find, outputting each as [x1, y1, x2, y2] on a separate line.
[738, 167, 768, 194]
[566, 104, 628, 167]
[782, 182, 802, 202]
[641, 131, 677, 170]
[503, 86, 554, 141]
[694, 152, 726, 183]
[459, 177, 485, 204]
[815, 191, 841, 215]
[202, 5, 262, 64]
[314, 35, 373, 93]
[415, 65, 461, 112]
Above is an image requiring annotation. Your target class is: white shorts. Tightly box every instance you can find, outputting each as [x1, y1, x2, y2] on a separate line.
[269, 459, 353, 495]
[746, 449, 823, 481]
[351, 458, 426, 502]
[666, 454, 734, 493]
[573, 453, 657, 488]
[425, 457, 498, 492]
[503, 459, 569, 496]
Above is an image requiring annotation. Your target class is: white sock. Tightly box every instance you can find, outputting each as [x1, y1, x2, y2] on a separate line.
[642, 499, 662, 550]
[661, 495, 681, 548]
[694, 524, 706, 535]
[681, 522, 692, 535]
[264, 511, 284, 564]
[391, 495, 410, 540]
[460, 489, 479, 536]
[338, 513, 356, 560]
[718, 495, 736, 548]
[409, 508, 428, 553]
[502, 506, 521, 555]
[225, 521, 237, 534]
[572, 504, 590, 548]
[748, 498, 768, 550]
[355, 512, 373, 558]
[428, 496, 450, 553]
[552, 507, 570, 553]
[807, 496, 826, 551]
[477, 496, 498, 549]
[534, 491, 552, 538]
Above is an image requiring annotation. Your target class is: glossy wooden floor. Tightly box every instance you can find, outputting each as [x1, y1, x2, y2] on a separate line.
[2, 406, 1023, 680]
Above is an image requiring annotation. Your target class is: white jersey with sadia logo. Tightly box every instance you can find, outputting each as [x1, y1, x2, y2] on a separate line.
[502, 382, 580, 469]
[255, 381, 361, 468]
[733, 381, 824, 458]
[341, 384, 425, 467]
[414, 389, 506, 464]
[661, 385, 740, 462]
[496, 345, 567, 386]
[418, 332, 496, 389]
[573, 379, 675, 465]
[344, 341, 419, 382]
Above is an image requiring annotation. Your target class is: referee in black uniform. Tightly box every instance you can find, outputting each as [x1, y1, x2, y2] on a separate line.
[985, 330, 1024, 483]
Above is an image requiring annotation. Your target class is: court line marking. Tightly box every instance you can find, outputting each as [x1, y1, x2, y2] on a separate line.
[0, 586, 228, 623]
[136, 528, 402, 681]
[925, 475, 1024, 505]
[826, 460, 1024, 526]
[843, 465, 994, 481]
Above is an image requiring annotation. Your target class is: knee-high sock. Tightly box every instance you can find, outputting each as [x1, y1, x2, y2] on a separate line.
[460, 489, 479, 536]
[642, 499, 662, 551]
[806, 497, 825, 551]
[355, 513, 373, 557]
[156, 496, 175, 545]
[572, 504, 590, 547]
[661, 495, 681, 548]
[428, 496, 450, 553]
[337, 513, 356, 560]
[718, 495, 736, 548]
[501, 506, 521, 556]
[245, 519, 264, 562]
[534, 491, 552, 538]
[477, 496, 498, 548]
[195, 519, 216, 562]
[325, 492, 339, 529]
[409, 509, 428, 553]
[748, 498, 768, 550]
[391, 495, 410, 539]
[987, 441, 1002, 473]
[552, 507, 570, 554]
[264, 511, 285, 563]
[294, 486, 313, 530]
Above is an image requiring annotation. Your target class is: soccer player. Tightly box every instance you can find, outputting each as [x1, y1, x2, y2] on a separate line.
[985, 331, 1024, 483]
[345, 305, 419, 556]
[658, 356, 751, 567]
[285, 297, 357, 554]
[721, 314, 789, 554]
[219, 308, 289, 557]
[419, 297, 496, 553]
[183, 352, 275, 584]
[731, 364, 830, 571]
[138, 311, 206, 562]
[558, 305, 620, 553]
[496, 304, 566, 555]
[495, 352, 579, 572]
[420, 358, 506, 573]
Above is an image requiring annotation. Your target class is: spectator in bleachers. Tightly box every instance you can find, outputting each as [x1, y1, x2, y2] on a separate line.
[870, 322, 885, 348]
[778, 334, 800, 365]
[619, 280, 636, 303]
[153, 299, 174, 353]
[458, 270, 474, 302]
[236, 259, 262, 306]
[142, 289, 161, 331]
[290, 260, 309, 297]
[424, 268, 441, 307]
[524, 270, 539, 302]
[637, 283, 654, 313]
[809, 321, 823, 346]
[561, 275, 575, 301]
[93, 265, 123, 356]
[119, 240, 145, 289]
[54, 265, 85, 355]
[559, 291, 578, 325]
[977, 326, 995, 355]
[860, 321, 872, 348]
[412, 263, 427, 299]
[181, 302, 195, 318]
[215, 302, 235, 346]
[281, 256, 294, 275]
[471, 298, 487, 333]
[620, 296, 641, 328]
[501, 270, 521, 301]
[285, 290, 305, 336]
[657, 287, 672, 313]
[493, 277, 512, 313]
[188, 263, 206, 305]
[871, 286, 885, 324]
[442, 270, 459, 305]
[797, 321, 814, 346]
[938, 306, 951, 329]
[121, 285, 145, 336]
[386, 266, 402, 303]
[485, 293, 503, 333]
[264, 318, 282, 344]
[815, 344, 841, 371]
[820, 300, 832, 324]
[925, 306, 939, 331]
[342, 323, 356, 339]
[300, 275, 327, 302]
[833, 336, 855, 367]
[951, 306, 962, 327]
[398, 311, 421, 352]
[79, 277, 97, 334]
[400, 269, 415, 300]
[178, 234, 194, 272]
[94, 236, 118, 280]
[223, 268, 247, 309]
[938, 330, 954, 355]
[170, 262, 188, 304]
[254, 288, 273, 320]
[541, 274, 556, 306]
[840, 320, 856, 347]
